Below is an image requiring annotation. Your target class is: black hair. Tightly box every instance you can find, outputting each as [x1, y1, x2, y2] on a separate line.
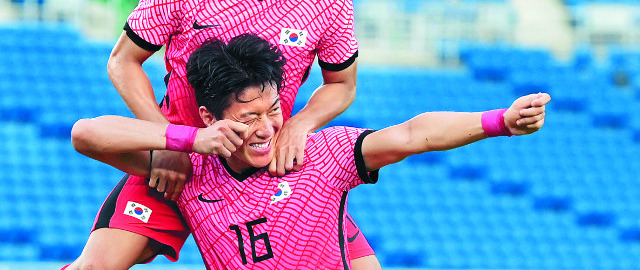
[186, 33, 286, 119]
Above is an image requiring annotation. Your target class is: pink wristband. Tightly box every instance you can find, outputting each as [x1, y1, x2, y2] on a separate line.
[165, 124, 199, 152]
[481, 109, 512, 137]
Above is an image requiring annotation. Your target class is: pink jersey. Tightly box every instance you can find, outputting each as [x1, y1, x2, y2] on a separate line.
[179, 127, 377, 269]
[126, 0, 359, 127]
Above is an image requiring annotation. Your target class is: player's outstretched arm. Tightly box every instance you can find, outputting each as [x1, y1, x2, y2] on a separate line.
[360, 93, 551, 171]
[71, 116, 247, 176]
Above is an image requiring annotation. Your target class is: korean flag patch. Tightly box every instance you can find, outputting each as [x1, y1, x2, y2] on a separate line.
[279, 28, 308, 47]
[124, 201, 152, 223]
[270, 181, 293, 204]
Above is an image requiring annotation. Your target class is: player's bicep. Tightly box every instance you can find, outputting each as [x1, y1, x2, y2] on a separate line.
[360, 122, 421, 171]
[109, 31, 155, 66]
[97, 151, 152, 177]
[320, 58, 357, 85]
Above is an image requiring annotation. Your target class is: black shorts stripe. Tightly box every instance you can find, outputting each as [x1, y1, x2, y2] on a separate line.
[94, 174, 130, 229]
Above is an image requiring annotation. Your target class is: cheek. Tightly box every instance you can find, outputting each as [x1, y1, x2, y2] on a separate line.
[274, 117, 284, 131]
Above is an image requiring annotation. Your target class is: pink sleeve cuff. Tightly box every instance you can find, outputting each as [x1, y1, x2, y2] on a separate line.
[481, 109, 512, 137]
[165, 124, 199, 152]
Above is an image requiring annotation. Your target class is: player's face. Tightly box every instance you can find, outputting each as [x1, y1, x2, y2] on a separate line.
[222, 84, 283, 172]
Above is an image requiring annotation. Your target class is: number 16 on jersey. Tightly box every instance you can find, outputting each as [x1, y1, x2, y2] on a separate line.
[229, 217, 274, 265]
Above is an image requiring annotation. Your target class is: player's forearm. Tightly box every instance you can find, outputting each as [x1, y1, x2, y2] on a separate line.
[407, 111, 486, 152]
[362, 111, 486, 170]
[72, 116, 168, 155]
[290, 81, 356, 133]
[107, 54, 169, 124]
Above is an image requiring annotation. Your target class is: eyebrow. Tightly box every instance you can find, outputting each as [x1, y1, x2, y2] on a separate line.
[239, 98, 280, 118]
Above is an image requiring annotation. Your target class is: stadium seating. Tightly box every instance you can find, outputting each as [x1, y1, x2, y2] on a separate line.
[2, 21, 640, 269]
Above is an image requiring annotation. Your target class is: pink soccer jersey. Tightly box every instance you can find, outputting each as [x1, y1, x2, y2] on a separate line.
[179, 127, 377, 269]
[126, 0, 359, 127]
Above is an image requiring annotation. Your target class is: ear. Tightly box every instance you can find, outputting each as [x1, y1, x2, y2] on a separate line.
[199, 106, 217, 126]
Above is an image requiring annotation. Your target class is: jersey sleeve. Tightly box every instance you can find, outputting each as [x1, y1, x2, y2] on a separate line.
[307, 126, 378, 191]
[125, 0, 186, 52]
[316, 0, 359, 72]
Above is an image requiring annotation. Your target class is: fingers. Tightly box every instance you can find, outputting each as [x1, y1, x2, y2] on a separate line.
[268, 158, 278, 176]
[221, 123, 245, 147]
[227, 120, 249, 139]
[284, 147, 296, 171]
[156, 178, 167, 193]
[519, 106, 545, 118]
[524, 118, 545, 129]
[220, 136, 239, 156]
[148, 175, 158, 188]
[171, 181, 185, 201]
[164, 180, 176, 199]
[276, 147, 287, 176]
[293, 147, 304, 171]
[272, 146, 306, 176]
[516, 112, 545, 126]
[531, 93, 551, 107]
[148, 150, 191, 200]
[195, 120, 245, 156]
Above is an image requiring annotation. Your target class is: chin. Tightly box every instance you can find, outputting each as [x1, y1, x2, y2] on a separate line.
[246, 155, 272, 169]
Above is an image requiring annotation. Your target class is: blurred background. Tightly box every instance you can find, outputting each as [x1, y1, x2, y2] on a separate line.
[1, 0, 640, 269]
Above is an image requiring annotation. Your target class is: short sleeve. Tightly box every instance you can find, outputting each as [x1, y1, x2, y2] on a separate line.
[125, 0, 185, 51]
[316, 0, 359, 72]
[306, 126, 378, 191]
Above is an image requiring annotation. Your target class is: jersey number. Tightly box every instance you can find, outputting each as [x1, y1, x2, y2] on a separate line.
[229, 217, 274, 264]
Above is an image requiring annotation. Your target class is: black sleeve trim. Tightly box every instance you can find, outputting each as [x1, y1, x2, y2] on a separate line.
[318, 50, 358, 72]
[124, 22, 163, 52]
[354, 129, 379, 184]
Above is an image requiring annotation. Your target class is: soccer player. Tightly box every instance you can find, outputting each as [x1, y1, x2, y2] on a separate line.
[70, 34, 550, 269]
[69, 0, 379, 268]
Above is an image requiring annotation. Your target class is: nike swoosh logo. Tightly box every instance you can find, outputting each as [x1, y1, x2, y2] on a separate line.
[198, 193, 224, 203]
[347, 230, 360, 243]
[193, 20, 221, 30]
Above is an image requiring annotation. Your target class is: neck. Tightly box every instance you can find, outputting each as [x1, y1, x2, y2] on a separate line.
[218, 156, 261, 181]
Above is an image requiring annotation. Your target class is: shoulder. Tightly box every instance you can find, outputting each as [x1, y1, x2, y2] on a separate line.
[322, 0, 353, 10]
[189, 153, 219, 177]
[306, 126, 370, 152]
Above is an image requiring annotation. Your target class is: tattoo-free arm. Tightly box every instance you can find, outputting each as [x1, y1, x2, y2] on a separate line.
[361, 93, 551, 171]
[269, 60, 357, 175]
[107, 31, 169, 124]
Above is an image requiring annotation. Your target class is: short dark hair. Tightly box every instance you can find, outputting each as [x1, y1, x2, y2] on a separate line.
[186, 33, 286, 119]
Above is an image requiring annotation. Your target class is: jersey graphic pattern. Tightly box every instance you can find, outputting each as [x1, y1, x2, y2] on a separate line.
[127, 0, 358, 127]
[179, 127, 372, 269]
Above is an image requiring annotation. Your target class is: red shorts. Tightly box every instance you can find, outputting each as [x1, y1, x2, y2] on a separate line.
[92, 174, 189, 262]
[93, 174, 375, 262]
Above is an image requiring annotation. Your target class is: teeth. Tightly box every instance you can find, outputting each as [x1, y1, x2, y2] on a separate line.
[250, 141, 269, 149]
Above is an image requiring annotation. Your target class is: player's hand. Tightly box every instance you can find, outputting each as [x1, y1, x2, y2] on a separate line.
[268, 119, 308, 176]
[192, 119, 248, 157]
[148, 150, 192, 201]
[504, 92, 551, 136]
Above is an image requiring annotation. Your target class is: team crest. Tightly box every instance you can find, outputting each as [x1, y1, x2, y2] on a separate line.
[270, 181, 292, 204]
[279, 28, 308, 47]
[124, 201, 152, 223]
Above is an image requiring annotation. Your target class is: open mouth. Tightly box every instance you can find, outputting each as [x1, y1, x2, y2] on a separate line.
[249, 140, 270, 150]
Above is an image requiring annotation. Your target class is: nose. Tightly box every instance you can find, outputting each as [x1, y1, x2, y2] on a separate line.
[254, 117, 274, 139]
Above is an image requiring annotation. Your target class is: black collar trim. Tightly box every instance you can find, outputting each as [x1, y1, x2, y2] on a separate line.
[218, 156, 261, 182]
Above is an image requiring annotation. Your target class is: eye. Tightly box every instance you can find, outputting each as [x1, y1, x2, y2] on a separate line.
[270, 107, 280, 114]
[243, 119, 257, 125]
